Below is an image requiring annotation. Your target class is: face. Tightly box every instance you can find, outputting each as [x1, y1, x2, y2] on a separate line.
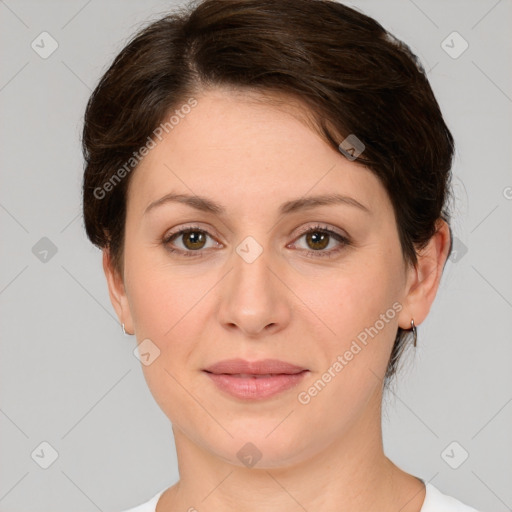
[104, 87, 443, 468]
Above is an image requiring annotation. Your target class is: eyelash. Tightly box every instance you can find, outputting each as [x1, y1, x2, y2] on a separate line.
[162, 224, 351, 260]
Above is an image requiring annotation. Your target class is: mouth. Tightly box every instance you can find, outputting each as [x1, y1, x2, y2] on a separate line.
[202, 359, 309, 400]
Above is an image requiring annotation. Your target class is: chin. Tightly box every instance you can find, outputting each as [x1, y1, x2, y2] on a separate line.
[209, 423, 315, 470]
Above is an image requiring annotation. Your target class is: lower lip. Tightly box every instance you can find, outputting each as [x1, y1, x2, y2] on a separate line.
[203, 371, 309, 400]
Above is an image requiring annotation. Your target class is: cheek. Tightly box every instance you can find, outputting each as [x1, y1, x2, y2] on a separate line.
[298, 250, 404, 350]
[292, 264, 402, 428]
[294, 257, 405, 423]
[123, 257, 211, 425]
[123, 236, 203, 336]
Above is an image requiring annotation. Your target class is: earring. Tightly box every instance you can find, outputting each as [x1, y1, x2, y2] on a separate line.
[122, 323, 133, 336]
[410, 318, 417, 347]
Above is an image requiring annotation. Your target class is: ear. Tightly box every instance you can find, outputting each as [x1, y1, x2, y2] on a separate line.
[102, 249, 134, 334]
[398, 219, 452, 329]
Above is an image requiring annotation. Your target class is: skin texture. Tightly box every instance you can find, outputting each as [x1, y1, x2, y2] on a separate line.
[103, 88, 451, 511]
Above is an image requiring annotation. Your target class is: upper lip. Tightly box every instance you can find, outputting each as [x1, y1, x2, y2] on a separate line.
[203, 358, 307, 375]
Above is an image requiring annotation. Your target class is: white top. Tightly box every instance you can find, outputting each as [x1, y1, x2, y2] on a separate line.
[120, 482, 480, 511]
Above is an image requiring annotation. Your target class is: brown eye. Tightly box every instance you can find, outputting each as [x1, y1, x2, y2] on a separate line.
[179, 230, 207, 250]
[163, 226, 218, 257]
[291, 224, 351, 259]
[305, 231, 330, 251]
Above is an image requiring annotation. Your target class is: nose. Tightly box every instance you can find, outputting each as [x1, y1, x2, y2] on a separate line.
[216, 241, 291, 338]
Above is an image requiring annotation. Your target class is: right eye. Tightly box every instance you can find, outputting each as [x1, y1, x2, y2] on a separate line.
[162, 225, 221, 257]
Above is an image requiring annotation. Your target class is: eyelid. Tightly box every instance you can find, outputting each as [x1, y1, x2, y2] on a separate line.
[292, 223, 349, 240]
[163, 223, 222, 244]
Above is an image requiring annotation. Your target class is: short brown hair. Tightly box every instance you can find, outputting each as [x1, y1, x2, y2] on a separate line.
[82, 0, 455, 384]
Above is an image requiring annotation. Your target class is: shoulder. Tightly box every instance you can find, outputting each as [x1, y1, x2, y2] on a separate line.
[118, 489, 166, 512]
[421, 483, 480, 512]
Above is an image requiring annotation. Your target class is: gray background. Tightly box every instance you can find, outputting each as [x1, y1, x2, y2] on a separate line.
[1, 0, 511, 511]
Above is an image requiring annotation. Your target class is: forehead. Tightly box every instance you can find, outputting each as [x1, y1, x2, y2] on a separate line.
[126, 88, 388, 216]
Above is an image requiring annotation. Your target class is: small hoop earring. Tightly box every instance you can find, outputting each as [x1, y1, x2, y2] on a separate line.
[122, 323, 133, 336]
[410, 318, 417, 347]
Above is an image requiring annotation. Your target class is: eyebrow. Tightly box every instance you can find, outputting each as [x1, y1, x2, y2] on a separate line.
[144, 192, 371, 216]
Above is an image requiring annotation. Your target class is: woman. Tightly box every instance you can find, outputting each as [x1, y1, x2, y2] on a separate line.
[82, 0, 480, 510]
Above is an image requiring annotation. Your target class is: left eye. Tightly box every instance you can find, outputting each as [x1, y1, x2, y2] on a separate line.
[290, 226, 350, 258]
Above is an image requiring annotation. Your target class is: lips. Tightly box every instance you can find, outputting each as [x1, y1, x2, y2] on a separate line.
[202, 359, 309, 400]
[203, 358, 307, 375]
